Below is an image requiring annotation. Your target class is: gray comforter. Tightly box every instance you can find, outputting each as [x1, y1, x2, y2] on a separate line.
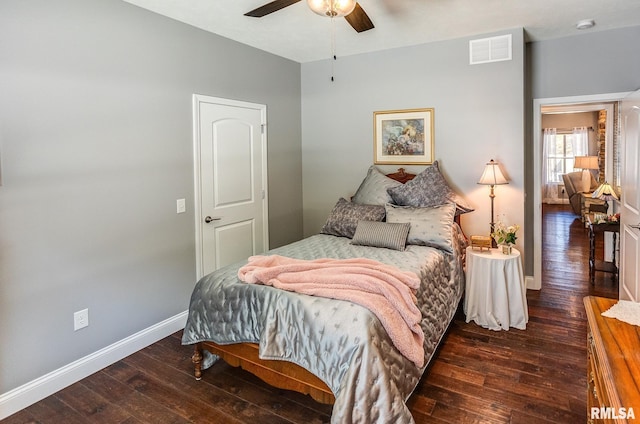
[182, 226, 467, 424]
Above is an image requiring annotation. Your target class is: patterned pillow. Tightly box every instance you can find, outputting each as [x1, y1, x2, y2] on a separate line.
[385, 202, 456, 253]
[320, 198, 386, 238]
[351, 221, 411, 251]
[386, 161, 474, 215]
[352, 166, 402, 205]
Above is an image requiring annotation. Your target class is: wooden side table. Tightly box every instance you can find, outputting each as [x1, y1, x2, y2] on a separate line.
[587, 215, 620, 283]
[464, 247, 528, 330]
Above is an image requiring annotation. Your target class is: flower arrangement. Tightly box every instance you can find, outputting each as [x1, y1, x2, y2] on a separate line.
[492, 221, 520, 246]
[594, 213, 620, 224]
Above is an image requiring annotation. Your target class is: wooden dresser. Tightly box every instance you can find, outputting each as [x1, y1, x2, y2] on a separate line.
[584, 296, 640, 423]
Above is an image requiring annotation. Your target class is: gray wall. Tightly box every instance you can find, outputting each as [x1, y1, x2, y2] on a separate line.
[301, 30, 526, 257]
[0, 0, 302, 393]
[530, 26, 640, 99]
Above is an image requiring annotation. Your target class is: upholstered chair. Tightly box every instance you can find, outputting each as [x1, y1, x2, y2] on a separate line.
[562, 171, 604, 215]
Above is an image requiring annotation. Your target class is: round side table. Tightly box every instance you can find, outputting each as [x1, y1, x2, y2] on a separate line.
[464, 246, 528, 331]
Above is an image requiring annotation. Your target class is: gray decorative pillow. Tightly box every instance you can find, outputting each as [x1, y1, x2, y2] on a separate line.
[320, 198, 386, 238]
[352, 166, 402, 205]
[351, 221, 411, 251]
[385, 202, 456, 253]
[386, 161, 474, 215]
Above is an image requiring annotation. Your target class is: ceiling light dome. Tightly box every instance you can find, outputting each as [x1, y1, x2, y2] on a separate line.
[576, 19, 595, 30]
[307, 0, 357, 17]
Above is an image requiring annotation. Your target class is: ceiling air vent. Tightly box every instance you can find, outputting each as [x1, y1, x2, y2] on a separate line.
[469, 34, 512, 65]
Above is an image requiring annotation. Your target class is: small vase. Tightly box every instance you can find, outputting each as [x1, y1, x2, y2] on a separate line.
[501, 244, 512, 255]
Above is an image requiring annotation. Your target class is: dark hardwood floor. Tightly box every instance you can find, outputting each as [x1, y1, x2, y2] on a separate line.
[3, 204, 618, 424]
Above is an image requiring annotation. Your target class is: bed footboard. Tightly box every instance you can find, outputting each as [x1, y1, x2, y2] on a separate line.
[192, 341, 335, 404]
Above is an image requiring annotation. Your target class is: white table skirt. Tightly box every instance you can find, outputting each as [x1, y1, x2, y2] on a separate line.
[464, 247, 528, 331]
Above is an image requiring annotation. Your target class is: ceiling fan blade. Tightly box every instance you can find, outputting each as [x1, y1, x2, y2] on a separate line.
[244, 0, 302, 18]
[344, 3, 374, 33]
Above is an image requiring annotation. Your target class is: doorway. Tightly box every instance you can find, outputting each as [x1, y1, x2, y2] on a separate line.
[532, 92, 629, 290]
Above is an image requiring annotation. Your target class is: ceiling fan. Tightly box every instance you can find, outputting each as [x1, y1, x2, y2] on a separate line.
[245, 0, 375, 33]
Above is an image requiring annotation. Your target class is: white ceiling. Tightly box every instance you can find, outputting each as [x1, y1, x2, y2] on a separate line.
[122, 0, 640, 63]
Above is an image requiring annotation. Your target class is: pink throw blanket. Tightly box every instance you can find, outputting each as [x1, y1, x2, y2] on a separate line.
[237, 255, 425, 367]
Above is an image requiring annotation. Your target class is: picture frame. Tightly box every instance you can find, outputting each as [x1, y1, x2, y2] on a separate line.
[373, 108, 434, 165]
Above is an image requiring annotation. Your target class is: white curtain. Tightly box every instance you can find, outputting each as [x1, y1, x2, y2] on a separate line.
[572, 126, 589, 157]
[573, 126, 591, 192]
[542, 128, 561, 203]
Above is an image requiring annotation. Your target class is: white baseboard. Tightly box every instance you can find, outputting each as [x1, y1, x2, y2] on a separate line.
[525, 275, 539, 290]
[0, 311, 188, 420]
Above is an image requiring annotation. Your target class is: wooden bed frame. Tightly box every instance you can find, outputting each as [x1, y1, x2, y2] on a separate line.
[190, 167, 459, 404]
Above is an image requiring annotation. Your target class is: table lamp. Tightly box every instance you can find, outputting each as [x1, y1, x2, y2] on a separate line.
[574, 155, 599, 192]
[477, 159, 508, 246]
[592, 182, 619, 213]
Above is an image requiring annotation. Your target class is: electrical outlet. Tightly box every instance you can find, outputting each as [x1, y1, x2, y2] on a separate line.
[74, 308, 89, 331]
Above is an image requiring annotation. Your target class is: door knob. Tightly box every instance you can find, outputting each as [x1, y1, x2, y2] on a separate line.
[630, 223, 640, 230]
[204, 216, 221, 223]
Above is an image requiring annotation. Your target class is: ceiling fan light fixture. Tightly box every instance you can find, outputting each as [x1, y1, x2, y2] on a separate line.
[307, 0, 357, 18]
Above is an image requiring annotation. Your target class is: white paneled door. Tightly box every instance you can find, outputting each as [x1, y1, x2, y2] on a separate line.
[193, 95, 268, 278]
[620, 89, 640, 302]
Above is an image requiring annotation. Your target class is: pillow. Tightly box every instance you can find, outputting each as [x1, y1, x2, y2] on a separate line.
[320, 198, 386, 238]
[352, 166, 402, 205]
[386, 161, 474, 215]
[351, 221, 411, 251]
[385, 202, 456, 253]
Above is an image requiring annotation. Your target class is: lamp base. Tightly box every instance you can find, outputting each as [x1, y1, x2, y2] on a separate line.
[581, 169, 592, 193]
[490, 222, 497, 248]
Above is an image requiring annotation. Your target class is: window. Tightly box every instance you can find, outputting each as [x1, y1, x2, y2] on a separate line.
[546, 133, 576, 183]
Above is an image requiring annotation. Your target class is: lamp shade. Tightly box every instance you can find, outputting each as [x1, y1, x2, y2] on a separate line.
[592, 182, 619, 201]
[574, 155, 599, 170]
[477, 159, 508, 186]
[307, 0, 356, 17]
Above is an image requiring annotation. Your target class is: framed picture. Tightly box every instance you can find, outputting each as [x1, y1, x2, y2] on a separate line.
[373, 108, 434, 165]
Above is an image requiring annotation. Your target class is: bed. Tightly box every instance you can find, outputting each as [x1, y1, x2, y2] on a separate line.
[182, 162, 472, 423]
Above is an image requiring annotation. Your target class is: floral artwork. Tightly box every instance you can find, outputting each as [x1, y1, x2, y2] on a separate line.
[382, 119, 425, 156]
[374, 109, 434, 165]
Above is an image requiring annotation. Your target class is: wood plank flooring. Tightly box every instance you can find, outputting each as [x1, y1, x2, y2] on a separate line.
[3, 204, 618, 424]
